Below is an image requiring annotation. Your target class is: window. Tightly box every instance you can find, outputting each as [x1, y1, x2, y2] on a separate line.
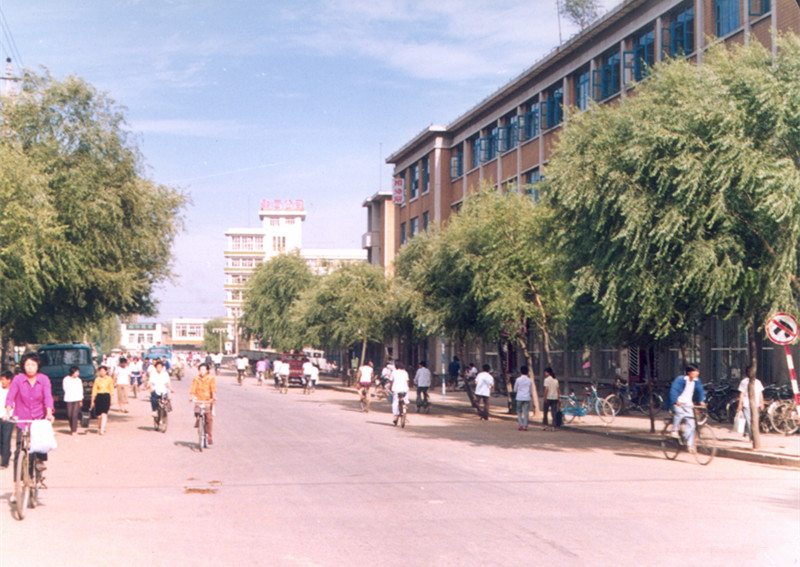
[575, 67, 591, 111]
[409, 164, 419, 200]
[594, 50, 621, 100]
[272, 236, 286, 252]
[630, 27, 655, 82]
[422, 211, 429, 231]
[400, 222, 406, 245]
[470, 136, 481, 169]
[450, 147, 464, 177]
[749, 0, 770, 16]
[541, 85, 563, 130]
[518, 100, 539, 142]
[421, 157, 430, 194]
[524, 168, 542, 203]
[409, 217, 419, 238]
[497, 113, 518, 153]
[715, 0, 740, 37]
[480, 127, 498, 162]
[270, 219, 280, 226]
[665, 5, 695, 58]
[128, 333, 135, 344]
[286, 218, 295, 225]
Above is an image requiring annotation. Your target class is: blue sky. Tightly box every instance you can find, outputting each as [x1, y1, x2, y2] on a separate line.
[1, 0, 617, 321]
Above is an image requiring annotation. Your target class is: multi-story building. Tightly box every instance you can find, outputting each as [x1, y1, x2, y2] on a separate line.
[362, 190, 396, 277]
[119, 321, 168, 355]
[224, 198, 367, 343]
[383, 0, 800, 385]
[168, 318, 211, 353]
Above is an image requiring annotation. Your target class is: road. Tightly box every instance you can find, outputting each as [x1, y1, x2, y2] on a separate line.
[2, 367, 798, 567]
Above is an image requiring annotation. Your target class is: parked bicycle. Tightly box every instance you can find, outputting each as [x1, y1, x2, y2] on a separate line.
[561, 384, 615, 424]
[10, 419, 47, 521]
[154, 393, 170, 433]
[703, 380, 739, 423]
[660, 407, 717, 465]
[605, 379, 664, 416]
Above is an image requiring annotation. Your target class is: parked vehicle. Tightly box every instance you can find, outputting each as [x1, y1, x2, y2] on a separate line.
[280, 353, 306, 385]
[36, 343, 96, 410]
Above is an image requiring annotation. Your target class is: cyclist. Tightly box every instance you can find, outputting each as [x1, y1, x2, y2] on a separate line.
[130, 356, 143, 394]
[414, 361, 431, 410]
[390, 362, 410, 425]
[148, 360, 175, 417]
[236, 354, 248, 382]
[256, 358, 267, 384]
[357, 360, 374, 411]
[190, 363, 217, 445]
[668, 365, 706, 450]
[302, 358, 314, 390]
[4, 353, 55, 502]
[277, 359, 290, 390]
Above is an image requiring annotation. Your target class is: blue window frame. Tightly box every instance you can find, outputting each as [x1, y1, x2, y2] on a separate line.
[400, 222, 406, 245]
[631, 27, 655, 82]
[575, 68, 591, 111]
[749, 0, 770, 16]
[409, 164, 419, 200]
[541, 86, 563, 130]
[594, 50, 621, 100]
[715, 0, 740, 37]
[518, 106, 539, 141]
[470, 137, 481, 169]
[421, 156, 430, 194]
[665, 5, 695, 57]
[497, 116, 518, 153]
[480, 129, 498, 162]
[450, 147, 464, 178]
[410, 217, 419, 238]
[524, 169, 542, 203]
[422, 211, 429, 231]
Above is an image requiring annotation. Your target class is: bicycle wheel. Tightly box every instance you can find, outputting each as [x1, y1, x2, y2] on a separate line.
[773, 401, 800, 435]
[694, 406, 709, 427]
[30, 467, 40, 508]
[660, 424, 681, 460]
[15, 451, 29, 520]
[400, 407, 407, 428]
[693, 425, 717, 466]
[605, 394, 622, 415]
[158, 407, 168, 433]
[197, 415, 205, 452]
[598, 398, 616, 424]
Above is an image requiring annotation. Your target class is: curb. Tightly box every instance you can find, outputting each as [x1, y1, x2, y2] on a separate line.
[320, 382, 800, 468]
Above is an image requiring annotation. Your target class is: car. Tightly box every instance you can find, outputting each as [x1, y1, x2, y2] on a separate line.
[36, 343, 96, 409]
[280, 353, 306, 385]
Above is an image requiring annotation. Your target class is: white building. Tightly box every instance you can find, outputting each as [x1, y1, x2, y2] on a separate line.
[119, 321, 168, 355]
[168, 318, 210, 352]
[223, 198, 366, 338]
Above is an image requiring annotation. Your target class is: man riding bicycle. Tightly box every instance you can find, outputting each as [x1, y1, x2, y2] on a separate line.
[357, 360, 374, 412]
[414, 361, 431, 409]
[390, 362, 410, 425]
[668, 364, 706, 450]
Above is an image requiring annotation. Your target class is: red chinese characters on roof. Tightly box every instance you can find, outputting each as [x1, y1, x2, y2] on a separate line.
[261, 199, 305, 211]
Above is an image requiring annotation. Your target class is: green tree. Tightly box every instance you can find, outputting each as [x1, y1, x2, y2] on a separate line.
[241, 253, 315, 352]
[203, 318, 227, 353]
[558, 0, 600, 30]
[297, 263, 389, 384]
[0, 71, 186, 351]
[546, 37, 800, 447]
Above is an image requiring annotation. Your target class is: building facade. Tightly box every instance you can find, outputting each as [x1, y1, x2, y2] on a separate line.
[119, 322, 168, 355]
[382, 0, 800, 385]
[362, 190, 396, 277]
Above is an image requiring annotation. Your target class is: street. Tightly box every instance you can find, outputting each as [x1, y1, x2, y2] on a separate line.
[1, 367, 798, 567]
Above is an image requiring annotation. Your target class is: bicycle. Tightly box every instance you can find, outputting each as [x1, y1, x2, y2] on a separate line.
[278, 374, 289, 394]
[10, 420, 47, 521]
[193, 401, 211, 451]
[130, 371, 141, 398]
[237, 368, 246, 385]
[358, 383, 371, 412]
[154, 393, 170, 433]
[561, 384, 615, 424]
[303, 375, 312, 395]
[394, 392, 408, 428]
[661, 407, 717, 465]
[605, 379, 664, 416]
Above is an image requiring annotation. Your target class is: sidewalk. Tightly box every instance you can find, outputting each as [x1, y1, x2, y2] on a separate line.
[320, 375, 800, 467]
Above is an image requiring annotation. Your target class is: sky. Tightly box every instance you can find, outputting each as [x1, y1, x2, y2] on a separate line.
[0, 0, 618, 322]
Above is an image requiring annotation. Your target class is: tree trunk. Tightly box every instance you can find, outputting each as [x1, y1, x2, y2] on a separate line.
[747, 317, 762, 450]
[518, 335, 539, 416]
[359, 336, 367, 383]
[643, 347, 656, 433]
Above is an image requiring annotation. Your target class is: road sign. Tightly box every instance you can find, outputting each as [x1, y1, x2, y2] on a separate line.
[766, 312, 799, 345]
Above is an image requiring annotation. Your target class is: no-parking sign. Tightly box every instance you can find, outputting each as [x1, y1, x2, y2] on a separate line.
[766, 312, 799, 345]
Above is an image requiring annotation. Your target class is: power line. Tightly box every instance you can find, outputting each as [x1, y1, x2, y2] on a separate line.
[0, 6, 24, 68]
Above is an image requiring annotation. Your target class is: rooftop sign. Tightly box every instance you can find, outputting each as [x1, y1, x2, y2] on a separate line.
[261, 199, 305, 212]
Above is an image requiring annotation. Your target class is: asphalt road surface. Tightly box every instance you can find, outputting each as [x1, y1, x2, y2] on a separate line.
[2, 368, 798, 567]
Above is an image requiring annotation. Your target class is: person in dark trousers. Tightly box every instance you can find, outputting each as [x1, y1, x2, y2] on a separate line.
[447, 356, 460, 389]
[542, 367, 560, 431]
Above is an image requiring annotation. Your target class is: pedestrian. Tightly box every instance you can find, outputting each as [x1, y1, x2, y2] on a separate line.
[357, 360, 374, 411]
[90, 366, 114, 435]
[190, 363, 217, 445]
[390, 362, 410, 425]
[514, 366, 533, 431]
[448, 356, 461, 389]
[414, 361, 432, 409]
[474, 365, 494, 420]
[668, 365, 706, 450]
[309, 362, 319, 392]
[256, 358, 267, 384]
[114, 357, 131, 413]
[0, 370, 14, 468]
[302, 358, 314, 389]
[263, 357, 271, 382]
[736, 365, 764, 440]
[542, 367, 560, 431]
[62, 366, 84, 436]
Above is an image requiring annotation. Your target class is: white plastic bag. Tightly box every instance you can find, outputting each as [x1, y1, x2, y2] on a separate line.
[733, 411, 746, 435]
[29, 419, 58, 453]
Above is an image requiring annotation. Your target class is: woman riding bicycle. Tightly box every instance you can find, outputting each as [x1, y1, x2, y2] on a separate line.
[190, 363, 217, 445]
[4, 353, 55, 502]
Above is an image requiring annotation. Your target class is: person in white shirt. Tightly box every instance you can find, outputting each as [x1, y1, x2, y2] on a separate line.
[236, 355, 249, 382]
[276, 359, 291, 391]
[542, 367, 560, 431]
[302, 359, 315, 389]
[148, 361, 174, 416]
[309, 363, 319, 390]
[737, 366, 764, 440]
[130, 356, 143, 396]
[513, 366, 533, 431]
[272, 359, 282, 388]
[357, 361, 374, 411]
[474, 365, 494, 420]
[114, 358, 132, 413]
[390, 362, 410, 425]
[62, 365, 85, 436]
[414, 361, 432, 409]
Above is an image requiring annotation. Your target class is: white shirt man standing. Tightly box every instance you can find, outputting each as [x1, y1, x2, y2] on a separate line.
[474, 365, 494, 421]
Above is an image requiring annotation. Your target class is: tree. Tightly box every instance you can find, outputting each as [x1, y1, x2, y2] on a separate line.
[558, 0, 601, 30]
[240, 253, 315, 352]
[203, 318, 227, 353]
[296, 263, 389, 384]
[0, 71, 186, 352]
[546, 36, 800, 447]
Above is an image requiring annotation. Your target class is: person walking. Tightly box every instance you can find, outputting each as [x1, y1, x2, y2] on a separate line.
[114, 358, 131, 413]
[448, 357, 461, 390]
[62, 366, 84, 436]
[736, 365, 764, 440]
[542, 367, 560, 431]
[514, 366, 533, 431]
[474, 365, 494, 420]
[90, 366, 114, 435]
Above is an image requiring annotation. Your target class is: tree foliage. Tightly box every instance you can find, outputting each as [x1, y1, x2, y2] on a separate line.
[203, 318, 227, 353]
[559, 0, 601, 30]
[0, 71, 187, 344]
[240, 253, 315, 352]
